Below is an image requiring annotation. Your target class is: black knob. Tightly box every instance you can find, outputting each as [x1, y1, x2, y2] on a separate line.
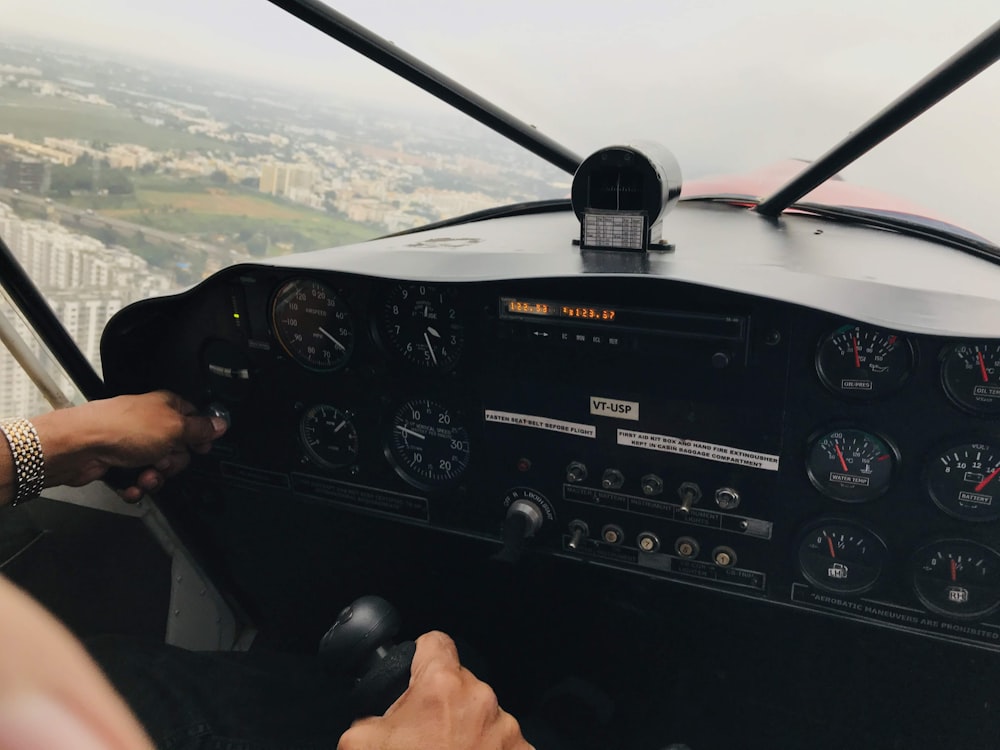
[319, 595, 401, 676]
[319, 595, 416, 718]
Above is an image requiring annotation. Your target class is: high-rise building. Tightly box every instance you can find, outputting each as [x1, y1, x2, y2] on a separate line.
[259, 163, 317, 198]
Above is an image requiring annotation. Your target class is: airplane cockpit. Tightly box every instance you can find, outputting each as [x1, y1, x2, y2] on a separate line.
[2, 3, 1000, 748]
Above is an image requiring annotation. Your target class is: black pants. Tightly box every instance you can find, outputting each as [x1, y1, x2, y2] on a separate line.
[86, 636, 353, 750]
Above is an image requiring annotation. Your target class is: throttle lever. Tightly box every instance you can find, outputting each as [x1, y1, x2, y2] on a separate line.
[101, 402, 230, 499]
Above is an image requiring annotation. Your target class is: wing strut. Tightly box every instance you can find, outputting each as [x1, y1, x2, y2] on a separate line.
[756, 19, 1000, 217]
[265, 0, 582, 175]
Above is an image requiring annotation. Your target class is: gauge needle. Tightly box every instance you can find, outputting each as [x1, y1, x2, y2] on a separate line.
[827, 536, 836, 558]
[979, 351, 990, 383]
[427, 325, 441, 338]
[975, 466, 1000, 493]
[318, 326, 346, 352]
[423, 332, 438, 365]
[334, 421, 346, 433]
[851, 335, 861, 368]
[951, 558, 958, 582]
[395, 425, 426, 440]
[834, 443, 849, 473]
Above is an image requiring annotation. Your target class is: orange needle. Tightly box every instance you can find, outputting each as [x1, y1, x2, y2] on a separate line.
[834, 443, 849, 473]
[827, 536, 836, 558]
[979, 351, 990, 383]
[976, 466, 1000, 493]
[951, 558, 957, 582]
[852, 335, 861, 368]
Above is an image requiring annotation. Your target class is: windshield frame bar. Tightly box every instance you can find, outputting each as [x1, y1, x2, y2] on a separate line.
[756, 19, 1000, 217]
[265, 0, 583, 174]
[0, 237, 105, 400]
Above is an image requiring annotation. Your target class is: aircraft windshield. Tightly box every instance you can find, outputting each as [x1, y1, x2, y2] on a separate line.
[0, 0, 997, 417]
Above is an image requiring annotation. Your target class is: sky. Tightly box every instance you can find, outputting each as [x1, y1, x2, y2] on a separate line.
[3, 0, 1000, 240]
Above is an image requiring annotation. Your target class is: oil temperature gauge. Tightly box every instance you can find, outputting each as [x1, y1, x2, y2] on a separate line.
[912, 540, 1000, 620]
[797, 521, 887, 595]
[941, 343, 1000, 416]
[816, 325, 914, 399]
[806, 428, 897, 502]
[926, 442, 1000, 522]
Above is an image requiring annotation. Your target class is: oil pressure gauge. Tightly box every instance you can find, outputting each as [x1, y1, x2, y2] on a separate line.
[816, 324, 914, 399]
[912, 540, 1000, 620]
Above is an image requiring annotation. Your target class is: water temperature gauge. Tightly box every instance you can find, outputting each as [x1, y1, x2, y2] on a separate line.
[798, 521, 887, 595]
[912, 540, 1000, 620]
[806, 428, 898, 502]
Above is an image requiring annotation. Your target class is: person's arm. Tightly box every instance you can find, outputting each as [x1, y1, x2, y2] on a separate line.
[338, 631, 533, 750]
[0, 390, 227, 506]
[0, 574, 156, 750]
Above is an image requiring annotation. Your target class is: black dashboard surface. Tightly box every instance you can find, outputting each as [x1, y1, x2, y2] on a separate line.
[102, 203, 1000, 654]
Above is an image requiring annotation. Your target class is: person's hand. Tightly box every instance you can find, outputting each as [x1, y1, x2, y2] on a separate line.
[338, 631, 532, 750]
[0, 575, 155, 750]
[31, 390, 227, 502]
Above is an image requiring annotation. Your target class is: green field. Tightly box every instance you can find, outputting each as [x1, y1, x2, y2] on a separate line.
[99, 180, 377, 253]
[0, 90, 220, 151]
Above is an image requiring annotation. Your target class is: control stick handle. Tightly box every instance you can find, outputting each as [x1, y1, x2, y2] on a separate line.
[319, 595, 416, 717]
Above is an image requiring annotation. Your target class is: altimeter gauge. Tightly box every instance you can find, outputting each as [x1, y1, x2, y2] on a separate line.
[379, 284, 464, 370]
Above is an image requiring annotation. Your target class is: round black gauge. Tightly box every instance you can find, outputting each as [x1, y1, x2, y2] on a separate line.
[816, 325, 914, 399]
[912, 540, 1000, 620]
[806, 428, 897, 502]
[926, 442, 1000, 522]
[941, 343, 1000, 416]
[272, 279, 354, 371]
[385, 399, 471, 489]
[797, 521, 887, 595]
[379, 284, 463, 370]
[299, 405, 359, 470]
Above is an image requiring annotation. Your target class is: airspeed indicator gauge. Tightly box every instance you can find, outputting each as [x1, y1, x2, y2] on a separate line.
[272, 279, 354, 371]
[816, 325, 914, 399]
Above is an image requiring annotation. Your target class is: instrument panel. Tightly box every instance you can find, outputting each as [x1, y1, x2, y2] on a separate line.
[102, 259, 1000, 651]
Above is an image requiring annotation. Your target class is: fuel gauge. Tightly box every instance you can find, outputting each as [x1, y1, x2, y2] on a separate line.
[797, 521, 887, 595]
[912, 540, 1000, 620]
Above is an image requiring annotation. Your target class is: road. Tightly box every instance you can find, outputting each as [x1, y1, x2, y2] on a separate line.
[0, 188, 226, 256]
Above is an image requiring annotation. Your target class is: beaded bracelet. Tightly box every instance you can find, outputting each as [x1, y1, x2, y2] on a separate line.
[0, 418, 45, 506]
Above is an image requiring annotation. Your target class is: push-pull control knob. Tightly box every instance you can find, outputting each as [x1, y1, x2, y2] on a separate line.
[494, 498, 544, 564]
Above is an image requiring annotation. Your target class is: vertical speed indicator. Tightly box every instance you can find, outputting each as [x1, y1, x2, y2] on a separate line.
[816, 325, 914, 398]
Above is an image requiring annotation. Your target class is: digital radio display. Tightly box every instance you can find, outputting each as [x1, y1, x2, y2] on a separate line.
[499, 297, 746, 341]
[504, 298, 617, 322]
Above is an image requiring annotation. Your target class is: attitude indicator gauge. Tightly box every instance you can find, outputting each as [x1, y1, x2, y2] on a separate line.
[912, 540, 1000, 620]
[299, 405, 359, 470]
[385, 399, 471, 490]
[941, 343, 1000, 416]
[816, 325, 914, 399]
[797, 521, 887, 595]
[926, 442, 1000, 522]
[806, 428, 897, 502]
[272, 279, 355, 371]
[379, 284, 464, 370]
